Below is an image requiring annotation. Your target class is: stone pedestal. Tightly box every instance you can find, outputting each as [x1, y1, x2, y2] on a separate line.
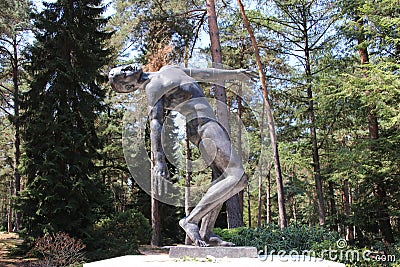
[84, 254, 346, 267]
[168, 245, 258, 258]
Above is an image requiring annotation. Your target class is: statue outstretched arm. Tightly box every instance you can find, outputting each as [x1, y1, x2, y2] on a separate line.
[181, 67, 257, 83]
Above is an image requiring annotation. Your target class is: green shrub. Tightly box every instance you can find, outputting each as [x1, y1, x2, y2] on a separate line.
[85, 209, 151, 261]
[391, 242, 400, 267]
[214, 224, 338, 252]
[215, 225, 400, 266]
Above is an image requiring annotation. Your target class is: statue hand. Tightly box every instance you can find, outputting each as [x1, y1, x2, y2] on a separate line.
[154, 162, 169, 179]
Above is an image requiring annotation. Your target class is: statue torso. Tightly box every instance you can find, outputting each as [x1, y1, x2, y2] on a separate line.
[145, 66, 215, 120]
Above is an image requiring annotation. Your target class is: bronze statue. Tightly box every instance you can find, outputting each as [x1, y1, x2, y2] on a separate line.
[109, 64, 254, 247]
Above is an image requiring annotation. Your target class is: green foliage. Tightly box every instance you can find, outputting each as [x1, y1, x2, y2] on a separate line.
[85, 209, 151, 261]
[109, 0, 199, 64]
[312, 241, 400, 266]
[214, 224, 339, 251]
[215, 225, 400, 266]
[19, 0, 113, 240]
[0, 116, 14, 230]
[95, 93, 133, 212]
[0, 0, 31, 36]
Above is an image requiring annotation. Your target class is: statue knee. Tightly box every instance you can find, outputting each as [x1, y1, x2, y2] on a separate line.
[224, 171, 248, 189]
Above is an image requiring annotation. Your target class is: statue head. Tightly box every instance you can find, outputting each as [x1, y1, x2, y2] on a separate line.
[108, 64, 144, 93]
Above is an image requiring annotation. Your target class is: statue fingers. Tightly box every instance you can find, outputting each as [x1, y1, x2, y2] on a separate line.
[154, 163, 169, 178]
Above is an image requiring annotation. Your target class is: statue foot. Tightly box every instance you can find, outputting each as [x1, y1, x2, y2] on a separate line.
[179, 219, 209, 247]
[205, 234, 235, 247]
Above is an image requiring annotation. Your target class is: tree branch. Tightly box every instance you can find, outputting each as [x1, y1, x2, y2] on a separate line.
[189, 11, 207, 60]
[0, 46, 13, 59]
[274, 1, 303, 30]
[254, 15, 302, 33]
[175, 9, 207, 18]
[0, 105, 13, 117]
[318, 108, 342, 150]
[0, 83, 14, 94]
[256, 21, 305, 50]
[267, 75, 305, 86]
[306, 6, 332, 32]
[309, 19, 335, 50]
[0, 37, 14, 47]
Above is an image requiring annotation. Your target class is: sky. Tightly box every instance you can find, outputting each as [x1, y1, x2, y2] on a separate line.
[32, 0, 210, 63]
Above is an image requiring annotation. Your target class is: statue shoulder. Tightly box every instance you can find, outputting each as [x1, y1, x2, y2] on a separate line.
[159, 65, 181, 72]
[157, 65, 193, 83]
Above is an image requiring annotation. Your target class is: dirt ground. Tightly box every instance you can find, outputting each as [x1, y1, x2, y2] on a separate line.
[0, 232, 36, 267]
[0, 233, 170, 266]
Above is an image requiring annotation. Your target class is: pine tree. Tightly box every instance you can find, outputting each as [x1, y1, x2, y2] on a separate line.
[237, 0, 288, 228]
[336, 0, 399, 244]
[0, 0, 31, 232]
[256, 0, 339, 226]
[206, 0, 244, 229]
[19, 0, 112, 238]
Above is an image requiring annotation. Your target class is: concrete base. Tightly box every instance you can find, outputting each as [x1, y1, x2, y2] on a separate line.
[83, 255, 346, 267]
[169, 245, 258, 258]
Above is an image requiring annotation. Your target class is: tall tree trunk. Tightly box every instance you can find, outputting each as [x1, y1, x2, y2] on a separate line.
[266, 163, 271, 224]
[292, 196, 297, 223]
[8, 180, 13, 232]
[303, 21, 325, 226]
[246, 184, 251, 227]
[257, 102, 266, 228]
[150, 197, 161, 246]
[120, 174, 126, 212]
[11, 36, 21, 232]
[342, 179, 354, 241]
[341, 132, 353, 241]
[184, 128, 192, 245]
[205, 0, 225, 123]
[149, 100, 166, 247]
[236, 85, 245, 221]
[237, 0, 287, 228]
[328, 181, 337, 231]
[206, 0, 243, 228]
[356, 17, 394, 244]
[257, 174, 262, 228]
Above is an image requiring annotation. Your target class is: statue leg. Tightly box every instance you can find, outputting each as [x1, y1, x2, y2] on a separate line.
[199, 203, 221, 241]
[198, 163, 234, 246]
[179, 172, 247, 246]
[199, 203, 235, 246]
[179, 120, 247, 246]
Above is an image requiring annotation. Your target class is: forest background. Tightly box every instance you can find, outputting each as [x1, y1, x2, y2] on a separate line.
[0, 0, 399, 265]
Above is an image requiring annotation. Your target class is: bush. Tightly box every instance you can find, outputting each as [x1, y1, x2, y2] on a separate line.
[214, 224, 339, 252]
[215, 225, 400, 266]
[85, 209, 152, 261]
[32, 232, 85, 267]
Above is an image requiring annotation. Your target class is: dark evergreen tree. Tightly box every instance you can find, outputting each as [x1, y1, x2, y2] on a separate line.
[19, 0, 112, 238]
